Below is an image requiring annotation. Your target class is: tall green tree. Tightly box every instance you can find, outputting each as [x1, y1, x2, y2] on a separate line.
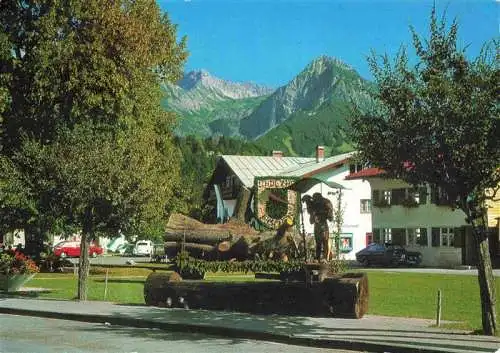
[351, 8, 499, 334]
[0, 0, 187, 300]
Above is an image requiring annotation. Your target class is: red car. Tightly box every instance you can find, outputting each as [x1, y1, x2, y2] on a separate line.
[53, 241, 103, 258]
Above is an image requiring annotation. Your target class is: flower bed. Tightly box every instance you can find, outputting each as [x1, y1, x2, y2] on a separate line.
[0, 250, 39, 292]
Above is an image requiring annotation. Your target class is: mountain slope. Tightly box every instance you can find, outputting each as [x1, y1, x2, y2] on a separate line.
[161, 70, 272, 136]
[255, 98, 355, 157]
[239, 56, 374, 140]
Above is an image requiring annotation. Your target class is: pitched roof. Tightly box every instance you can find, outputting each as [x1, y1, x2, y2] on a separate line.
[220, 151, 357, 188]
[279, 151, 356, 177]
[345, 167, 386, 180]
[220, 155, 314, 188]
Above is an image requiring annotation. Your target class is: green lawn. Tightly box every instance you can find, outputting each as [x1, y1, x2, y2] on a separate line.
[365, 271, 500, 331]
[31, 274, 147, 304]
[26, 270, 500, 332]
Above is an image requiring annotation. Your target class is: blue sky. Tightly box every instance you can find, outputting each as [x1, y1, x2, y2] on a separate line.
[158, 0, 498, 87]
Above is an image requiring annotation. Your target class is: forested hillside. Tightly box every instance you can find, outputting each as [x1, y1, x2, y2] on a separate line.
[174, 136, 265, 220]
[255, 98, 355, 157]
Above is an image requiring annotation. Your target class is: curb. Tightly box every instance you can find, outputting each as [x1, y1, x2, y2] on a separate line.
[0, 306, 453, 353]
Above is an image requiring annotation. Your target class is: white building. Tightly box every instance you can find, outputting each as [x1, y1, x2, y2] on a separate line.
[280, 149, 372, 260]
[207, 147, 373, 260]
[346, 167, 470, 267]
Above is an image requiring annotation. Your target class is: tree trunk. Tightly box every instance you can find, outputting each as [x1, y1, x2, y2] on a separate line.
[233, 186, 251, 222]
[77, 207, 93, 301]
[77, 231, 90, 301]
[471, 221, 497, 335]
[466, 203, 497, 335]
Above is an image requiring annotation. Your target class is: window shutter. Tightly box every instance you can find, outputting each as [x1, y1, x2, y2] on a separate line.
[419, 186, 427, 205]
[391, 189, 402, 205]
[431, 186, 439, 204]
[431, 227, 440, 247]
[454, 227, 464, 248]
[373, 228, 381, 244]
[372, 190, 380, 203]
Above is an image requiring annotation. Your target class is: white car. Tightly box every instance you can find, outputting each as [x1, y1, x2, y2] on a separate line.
[133, 240, 153, 257]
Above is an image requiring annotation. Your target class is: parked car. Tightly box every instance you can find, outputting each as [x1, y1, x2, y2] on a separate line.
[107, 236, 128, 253]
[115, 242, 131, 255]
[355, 243, 422, 267]
[132, 240, 153, 257]
[119, 244, 135, 257]
[53, 241, 103, 258]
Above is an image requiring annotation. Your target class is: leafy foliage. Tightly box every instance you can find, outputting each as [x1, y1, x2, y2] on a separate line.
[351, 9, 499, 213]
[0, 0, 187, 299]
[173, 250, 306, 278]
[350, 7, 499, 335]
[0, 0, 187, 238]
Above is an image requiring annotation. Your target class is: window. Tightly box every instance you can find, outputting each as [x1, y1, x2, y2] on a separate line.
[407, 228, 428, 246]
[382, 228, 392, 243]
[431, 227, 455, 247]
[407, 189, 420, 204]
[441, 227, 454, 247]
[225, 175, 233, 188]
[431, 186, 452, 206]
[383, 190, 391, 205]
[373, 228, 397, 244]
[408, 186, 428, 205]
[360, 199, 372, 213]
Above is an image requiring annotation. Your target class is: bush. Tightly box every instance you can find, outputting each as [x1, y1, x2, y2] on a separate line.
[0, 250, 39, 275]
[172, 250, 305, 278]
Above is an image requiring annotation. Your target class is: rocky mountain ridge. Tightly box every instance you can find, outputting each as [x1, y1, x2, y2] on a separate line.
[161, 70, 272, 136]
[162, 56, 375, 147]
[239, 55, 373, 139]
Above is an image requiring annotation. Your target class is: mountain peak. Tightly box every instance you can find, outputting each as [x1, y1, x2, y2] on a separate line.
[178, 69, 211, 90]
[239, 55, 370, 139]
[176, 70, 273, 99]
[306, 55, 353, 73]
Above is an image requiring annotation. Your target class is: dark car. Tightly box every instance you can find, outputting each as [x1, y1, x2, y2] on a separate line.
[355, 243, 422, 267]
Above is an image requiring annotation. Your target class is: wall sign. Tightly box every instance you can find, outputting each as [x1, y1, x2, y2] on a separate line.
[254, 177, 298, 230]
[334, 233, 353, 253]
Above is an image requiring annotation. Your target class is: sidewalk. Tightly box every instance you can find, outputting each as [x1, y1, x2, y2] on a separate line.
[0, 296, 499, 353]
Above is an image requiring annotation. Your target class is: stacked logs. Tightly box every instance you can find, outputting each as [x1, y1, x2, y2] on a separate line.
[164, 213, 273, 260]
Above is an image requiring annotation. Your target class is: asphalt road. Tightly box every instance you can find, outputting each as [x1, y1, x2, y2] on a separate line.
[0, 314, 361, 353]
